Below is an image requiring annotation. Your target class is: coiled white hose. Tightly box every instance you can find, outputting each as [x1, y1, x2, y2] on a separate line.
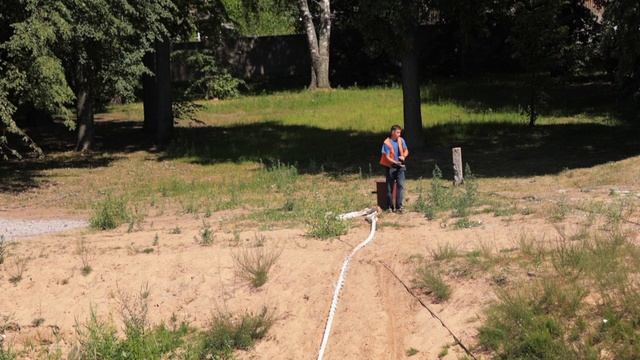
[317, 208, 378, 360]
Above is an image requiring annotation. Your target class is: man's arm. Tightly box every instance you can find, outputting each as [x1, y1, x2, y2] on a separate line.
[399, 139, 409, 161]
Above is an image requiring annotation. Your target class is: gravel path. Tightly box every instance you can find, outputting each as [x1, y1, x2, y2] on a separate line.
[0, 218, 87, 240]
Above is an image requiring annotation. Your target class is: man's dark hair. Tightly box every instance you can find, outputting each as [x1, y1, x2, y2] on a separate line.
[390, 125, 402, 133]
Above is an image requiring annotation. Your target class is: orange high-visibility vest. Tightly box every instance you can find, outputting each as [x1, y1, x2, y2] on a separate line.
[380, 137, 409, 168]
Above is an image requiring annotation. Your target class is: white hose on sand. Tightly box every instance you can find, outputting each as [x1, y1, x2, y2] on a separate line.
[317, 208, 378, 360]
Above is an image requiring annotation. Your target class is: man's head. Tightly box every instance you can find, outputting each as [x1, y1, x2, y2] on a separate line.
[390, 125, 402, 139]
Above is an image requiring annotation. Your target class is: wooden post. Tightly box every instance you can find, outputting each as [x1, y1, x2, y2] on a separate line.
[452, 147, 463, 186]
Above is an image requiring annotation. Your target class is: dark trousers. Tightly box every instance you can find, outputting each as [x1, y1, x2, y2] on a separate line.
[385, 167, 405, 209]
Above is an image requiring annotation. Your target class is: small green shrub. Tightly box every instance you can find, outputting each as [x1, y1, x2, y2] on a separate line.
[232, 246, 282, 288]
[549, 197, 570, 222]
[195, 221, 214, 246]
[191, 307, 274, 358]
[0, 347, 16, 360]
[71, 309, 188, 360]
[406, 347, 419, 356]
[308, 213, 348, 239]
[453, 217, 481, 229]
[479, 295, 573, 359]
[431, 243, 458, 261]
[90, 195, 132, 230]
[415, 265, 452, 302]
[418, 164, 479, 220]
[452, 164, 478, 217]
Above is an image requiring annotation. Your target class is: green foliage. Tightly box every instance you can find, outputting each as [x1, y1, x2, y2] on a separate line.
[176, 49, 243, 100]
[414, 264, 452, 302]
[189, 307, 274, 359]
[406, 347, 419, 357]
[452, 164, 478, 217]
[89, 195, 132, 230]
[221, 0, 298, 36]
[430, 243, 458, 261]
[598, 0, 640, 116]
[416, 164, 479, 220]
[479, 213, 640, 359]
[479, 288, 575, 359]
[0, 347, 16, 360]
[509, 0, 598, 125]
[71, 309, 188, 360]
[308, 212, 349, 239]
[452, 217, 482, 230]
[0, 0, 174, 155]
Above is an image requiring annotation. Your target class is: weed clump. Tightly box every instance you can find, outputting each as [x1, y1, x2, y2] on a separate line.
[308, 212, 348, 239]
[77, 238, 93, 276]
[8, 255, 27, 285]
[415, 164, 479, 220]
[414, 264, 452, 302]
[195, 221, 214, 246]
[191, 307, 274, 358]
[479, 215, 640, 359]
[90, 195, 132, 230]
[232, 246, 282, 288]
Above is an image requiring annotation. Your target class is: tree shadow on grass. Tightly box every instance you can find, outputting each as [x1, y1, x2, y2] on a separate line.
[422, 77, 629, 120]
[0, 117, 144, 194]
[161, 120, 640, 180]
[1, 115, 638, 195]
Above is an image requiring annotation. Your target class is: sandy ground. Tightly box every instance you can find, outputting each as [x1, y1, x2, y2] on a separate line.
[1, 186, 638, 359]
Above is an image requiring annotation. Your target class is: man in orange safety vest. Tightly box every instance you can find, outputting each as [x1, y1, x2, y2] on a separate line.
[379, 125, 409, 213]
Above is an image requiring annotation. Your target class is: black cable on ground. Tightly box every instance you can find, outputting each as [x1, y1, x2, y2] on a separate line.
[378, 261, 479, 360]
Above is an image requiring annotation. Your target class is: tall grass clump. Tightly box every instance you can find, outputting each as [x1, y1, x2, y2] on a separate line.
[90, 195, 132, 230]
[416, 164, 479, 220]
[479, 215, 640, 359]
[188, 307, 274, 359]
[478, 285, 578, 359]
[77, 238, 93, 276]
[308, 212, 348, 239]
[232, 246, 282, 288]
[414, 263, 452, 302]
[71, 309, 188, 360]
[257, 161, 299, 192]
[0, 348, 16, 360]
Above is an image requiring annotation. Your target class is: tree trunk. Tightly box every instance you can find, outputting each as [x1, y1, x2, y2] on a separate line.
[143, 50, 158, 134]
[75, 87, 94, 152]
[298, 0, 331, 89]
[401, 39, 424, 149]
[155, 39, 173, 145]
[316, 0, 331, 88]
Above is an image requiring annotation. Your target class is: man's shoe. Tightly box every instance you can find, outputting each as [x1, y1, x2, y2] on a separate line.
[396, 207, 405, 214]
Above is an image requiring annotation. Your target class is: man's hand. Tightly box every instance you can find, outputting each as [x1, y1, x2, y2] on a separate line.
[398, 156, 405, 162]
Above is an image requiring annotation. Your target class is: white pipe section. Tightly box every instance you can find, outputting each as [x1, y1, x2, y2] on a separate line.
[317, 209, 378, 360]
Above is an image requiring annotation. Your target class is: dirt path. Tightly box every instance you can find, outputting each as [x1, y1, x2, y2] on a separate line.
[0, 217, 87, 240]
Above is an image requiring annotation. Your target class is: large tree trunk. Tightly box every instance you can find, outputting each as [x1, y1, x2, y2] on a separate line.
[401, 38, 424, 149]
[298, 0, 331, 89]
[142, 39, 173, 146]
[142, 50, 158, 134]
[75, 86, 94, 152]
[155, 39, 173, 145]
